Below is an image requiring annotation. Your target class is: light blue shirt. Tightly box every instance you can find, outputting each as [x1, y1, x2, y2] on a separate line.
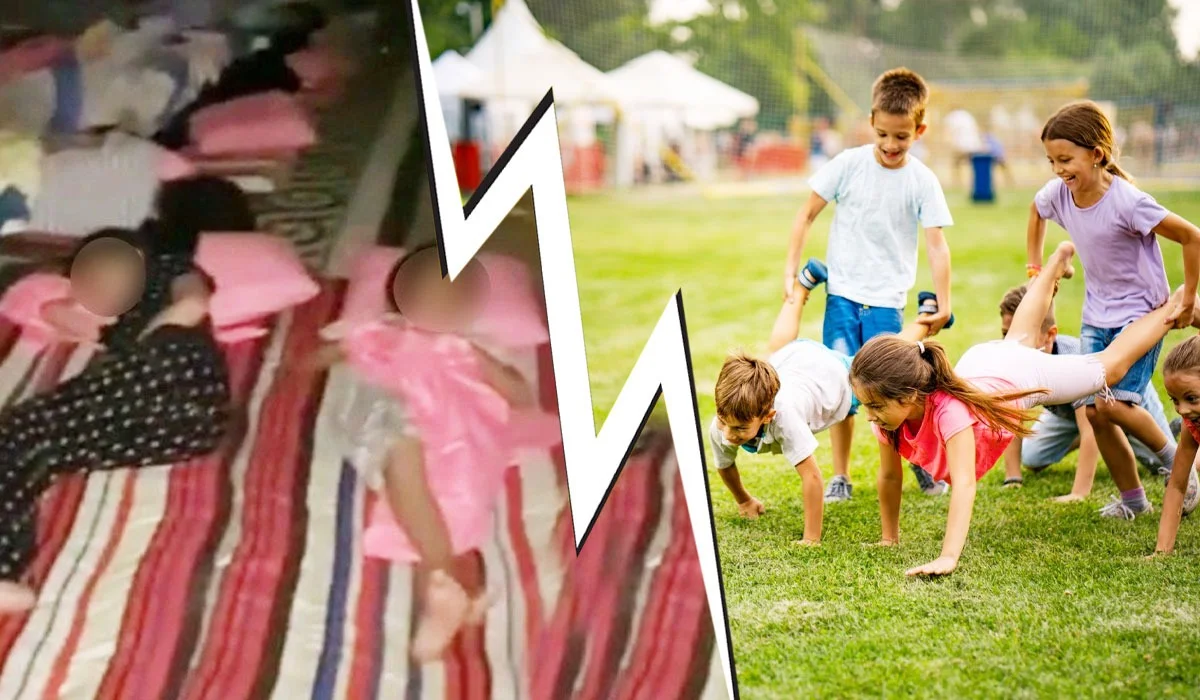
[808, 145, 953, 308]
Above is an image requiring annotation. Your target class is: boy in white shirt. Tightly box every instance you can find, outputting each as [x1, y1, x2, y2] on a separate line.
[782, 67, 955, 502]
[710, 272, 953, 542]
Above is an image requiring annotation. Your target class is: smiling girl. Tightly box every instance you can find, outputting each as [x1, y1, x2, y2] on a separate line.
[1028, 100, 1200, 521]
[850, 242, 1198, 577]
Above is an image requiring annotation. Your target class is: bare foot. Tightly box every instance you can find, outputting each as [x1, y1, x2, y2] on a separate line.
[1048, 241, 1076, 284]
[1052, 493, 1086, 504]
[411, 570, 471, 663]
[793, 539, 820, 547]
[0, 581, 36, 613]
[737, 497, 765, 520]
[464, 591, 494, 627]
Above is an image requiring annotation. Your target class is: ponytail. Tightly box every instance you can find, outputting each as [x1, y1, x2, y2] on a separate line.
[851, 337, 1044, 451]
[1105, 160, 1134, 184]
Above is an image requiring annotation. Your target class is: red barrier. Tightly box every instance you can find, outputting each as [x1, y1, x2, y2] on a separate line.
[453, 141, 483, 192]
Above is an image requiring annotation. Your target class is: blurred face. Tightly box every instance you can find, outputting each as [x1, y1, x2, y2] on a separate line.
[391, 247, 489, 334]
[1165, 370, 1200, 424]
[1043, 139, 1103, 192]
[716, 411, 774, 447]
[854, 383, 923, 432]
[69, 238, 145, 317]
[870, 111, 925, 169]
[1000, 313, 1055, 353]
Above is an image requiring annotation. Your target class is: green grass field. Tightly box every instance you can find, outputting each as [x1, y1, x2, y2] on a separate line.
[569, 186, 1200, 698]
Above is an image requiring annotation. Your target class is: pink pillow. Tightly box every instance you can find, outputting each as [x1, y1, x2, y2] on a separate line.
[337, 245, 548, 347]
[286, 47, 345, 91]
[196, 233, 320, 336]
[0, 234, 319, 347]
[472, 253, 548, 347]
[0, 273, 83, 347]
[189, 91, 316, 156]
[158, 149, 198, 181]
[0, 37, 71, 84]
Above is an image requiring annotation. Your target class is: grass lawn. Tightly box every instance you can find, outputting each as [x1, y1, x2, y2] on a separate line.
[568, 185, 1200, 698]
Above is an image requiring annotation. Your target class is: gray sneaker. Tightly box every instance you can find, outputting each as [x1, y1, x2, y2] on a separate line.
[1184, 466, 1200, 517]
[824, 475, 852, 502]
[910, 464, 949, 496]
[1098, 496, 1153, 520]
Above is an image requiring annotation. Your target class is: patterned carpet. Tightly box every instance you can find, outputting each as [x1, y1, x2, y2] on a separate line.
[248, 59, 404, 271]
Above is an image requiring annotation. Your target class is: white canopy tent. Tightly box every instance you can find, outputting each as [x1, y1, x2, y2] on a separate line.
[607, 51, 760, 186]
[608, 50, 759, 130]
[432, 50, 486, 142]
[460, 0, 617, 146]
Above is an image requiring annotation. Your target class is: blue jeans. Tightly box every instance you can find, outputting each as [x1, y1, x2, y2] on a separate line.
[822, 294, 904, 358]
[1023, 384, 1174, 469]
[1076, 323, 1164, 407]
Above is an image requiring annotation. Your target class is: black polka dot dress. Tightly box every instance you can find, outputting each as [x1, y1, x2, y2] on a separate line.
[0, 232, 230, 581]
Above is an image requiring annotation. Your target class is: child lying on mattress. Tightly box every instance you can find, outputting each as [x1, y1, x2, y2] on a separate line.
[0, 219, 232, 612]
[302, 245, 561, 662]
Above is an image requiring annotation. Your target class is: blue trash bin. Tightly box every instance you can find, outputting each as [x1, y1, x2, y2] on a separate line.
[971, 153, 996, 203]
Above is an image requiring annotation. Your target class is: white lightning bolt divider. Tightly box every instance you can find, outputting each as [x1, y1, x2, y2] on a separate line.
[402, 1, 738, 697]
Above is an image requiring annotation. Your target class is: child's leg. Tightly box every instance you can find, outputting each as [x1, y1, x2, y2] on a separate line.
[829, 417, 853, 480]
[1092, 288, 1193, 386]
[1006, 241, 1075, 347]
[767, 289, 813, 355]
[380, 437, 476, 661]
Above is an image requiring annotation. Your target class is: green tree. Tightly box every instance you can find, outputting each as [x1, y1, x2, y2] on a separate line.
[677, 0, 818, 130]
[526, 0, 669, 71]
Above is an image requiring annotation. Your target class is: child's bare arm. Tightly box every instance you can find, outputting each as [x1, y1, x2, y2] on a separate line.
[908, 428, 976, 576]
[474, 345, 535, 407]
[140, 272, 212, 338]
[794, 454, 824, 544]
[783, 192, 829, 301]
[1026, 202, 1048, 270]
[1152, 213, 1200, 328]
[920, 226, 952, 334]
[1155, 428, 1198, 554]
[878, 441, 904, 544]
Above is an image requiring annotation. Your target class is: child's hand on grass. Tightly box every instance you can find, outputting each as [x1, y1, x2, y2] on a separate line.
[905, 555, 958, 577]
[737, 497, 765, 520]
[1052, 493, 1086, 504]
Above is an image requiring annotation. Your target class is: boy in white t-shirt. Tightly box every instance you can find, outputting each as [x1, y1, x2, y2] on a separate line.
[710, 272, 953, 544]
[782, 67, 955, 502]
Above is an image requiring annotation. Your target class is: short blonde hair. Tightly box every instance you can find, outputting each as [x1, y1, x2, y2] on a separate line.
[714, 352, 780, 423]
[871, 67, 929, 126]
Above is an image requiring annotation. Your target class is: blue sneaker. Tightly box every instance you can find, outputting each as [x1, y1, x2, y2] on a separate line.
[798, 258, 828, 291]
[917, 291, 954, 329]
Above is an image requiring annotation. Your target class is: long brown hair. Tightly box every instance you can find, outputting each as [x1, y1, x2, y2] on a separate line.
[1041, 101, 1133, 183]
[849, 336, 1043, 451]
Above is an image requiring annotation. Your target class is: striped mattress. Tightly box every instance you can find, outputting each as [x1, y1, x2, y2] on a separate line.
[0, 281, 723, 699]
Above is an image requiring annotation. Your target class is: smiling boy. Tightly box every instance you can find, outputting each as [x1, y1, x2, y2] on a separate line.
[782, 67, 955, 502]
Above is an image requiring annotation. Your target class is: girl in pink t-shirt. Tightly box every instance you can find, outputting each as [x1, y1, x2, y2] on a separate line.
[849, 242, 1196, 577]
[1154, 337, 1200, 554]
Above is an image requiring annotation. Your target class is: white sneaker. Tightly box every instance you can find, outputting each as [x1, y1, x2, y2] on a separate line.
[1184, 465, 1200, 517]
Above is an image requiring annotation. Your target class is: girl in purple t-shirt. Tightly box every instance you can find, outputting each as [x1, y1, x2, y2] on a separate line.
[1028, 100, 1200, 521]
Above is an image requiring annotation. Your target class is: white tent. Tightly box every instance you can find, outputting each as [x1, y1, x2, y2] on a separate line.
[432, 51, 486, 142]
[432, 50, 484, 97]
[608, 50, 758, 130]
[461, 0, 617, 105]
